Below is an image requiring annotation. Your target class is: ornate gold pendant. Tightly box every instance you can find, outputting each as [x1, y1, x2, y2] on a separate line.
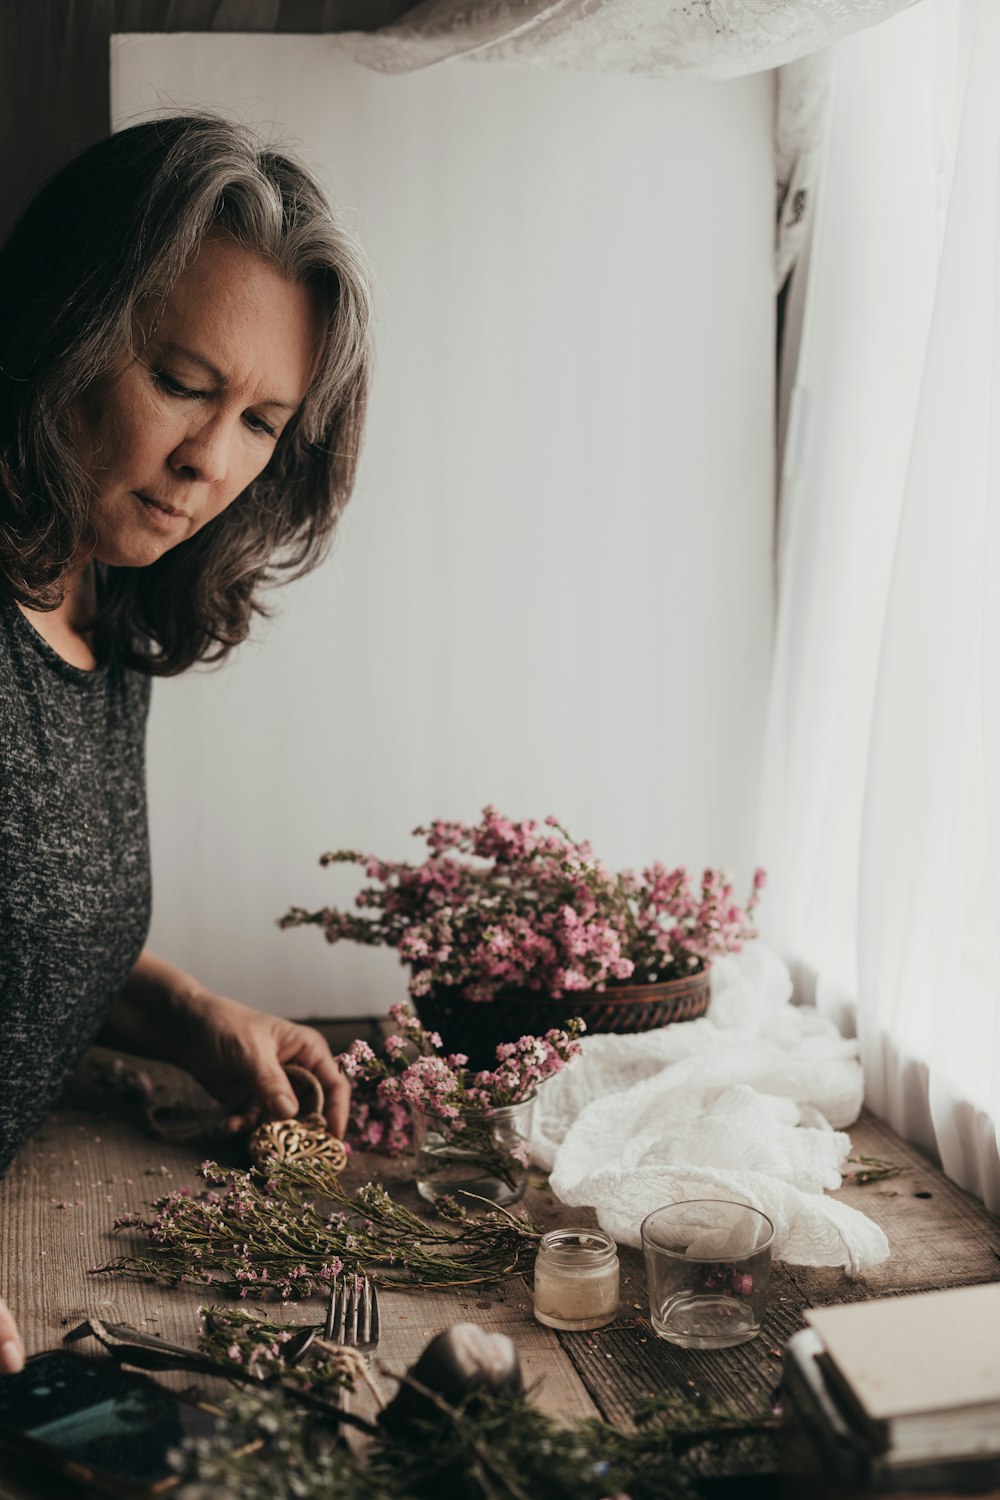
[247, 1065, 347, 1171]
[248, 1112, 347, 1170]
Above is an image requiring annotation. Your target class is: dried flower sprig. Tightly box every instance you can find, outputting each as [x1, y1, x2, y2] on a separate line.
[196, 1305, 361, 1398]
[339, 1005, 583, 1117]
[844, 1154, 903, 1185]
[98, 1159, 539, 1294]
[171, 1383, 383, 1500]
[170, 1373, 770, 1499]
[280, 805, 765, 1000]
[337, 1007, 582, 1190]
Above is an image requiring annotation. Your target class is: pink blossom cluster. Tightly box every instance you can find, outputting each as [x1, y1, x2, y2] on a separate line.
[335, 1004, 584, 1126]
[223, 1332, 291, 1367]
[346, 1094, 412, 1156]
[624, 861, 767, 982]
[281, 807, 766, 1001]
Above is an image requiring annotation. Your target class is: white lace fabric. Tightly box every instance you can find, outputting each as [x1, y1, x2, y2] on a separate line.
[532, 945, 890, 1274]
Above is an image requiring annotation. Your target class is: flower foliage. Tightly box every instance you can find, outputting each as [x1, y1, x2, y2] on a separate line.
[100, 1160, 539, 1293]
[337, 1004, 584, 1127]
[280, 806, 766, 1001]
[346, 1088, 412, 1158]
[197, 1304, 359, 1399]
[170, 1369, 774, 1500]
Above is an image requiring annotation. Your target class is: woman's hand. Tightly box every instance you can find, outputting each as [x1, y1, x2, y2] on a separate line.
[100, 951, 351, 1138]
[0, 1297, 25, 1374]
[175, 991, 351, 1137]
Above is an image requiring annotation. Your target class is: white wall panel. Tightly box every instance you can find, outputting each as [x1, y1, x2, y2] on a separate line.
[112, 35, 775, 1017]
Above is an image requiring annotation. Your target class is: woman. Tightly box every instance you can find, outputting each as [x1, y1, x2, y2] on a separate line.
[0, 114, 373, 1373]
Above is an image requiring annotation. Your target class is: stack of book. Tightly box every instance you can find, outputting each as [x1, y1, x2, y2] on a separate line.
[782, 1283, 1000, 1493]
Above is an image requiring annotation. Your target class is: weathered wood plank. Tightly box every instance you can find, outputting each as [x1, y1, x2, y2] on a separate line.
[345, 1146, 602, 1424]
[508, 1107, 1000, 1463]
[789, 1113, 1000, 1308]
[3, 1033, 1000, 1498]
[0, 1045, 599, 1451]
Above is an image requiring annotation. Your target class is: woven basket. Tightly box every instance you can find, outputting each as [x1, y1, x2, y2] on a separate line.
[415, 969, 711, 1072]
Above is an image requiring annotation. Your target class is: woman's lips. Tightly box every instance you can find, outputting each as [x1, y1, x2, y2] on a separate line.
[134, 492, 190, 532]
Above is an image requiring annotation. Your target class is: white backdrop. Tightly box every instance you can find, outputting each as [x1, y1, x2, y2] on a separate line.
[112, 35, 776, 1019]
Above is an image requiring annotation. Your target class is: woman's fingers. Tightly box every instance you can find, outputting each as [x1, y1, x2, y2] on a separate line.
[172, 993, 353, 1141]
[0, 1297, 25, 1374]
[282, 1027, 352, 1138]
[314, 1056, 351, 1138]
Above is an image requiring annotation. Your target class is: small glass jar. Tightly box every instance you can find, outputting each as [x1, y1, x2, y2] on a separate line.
[412, 1094, 535, 1208]
[533, 1228, 620, 1331]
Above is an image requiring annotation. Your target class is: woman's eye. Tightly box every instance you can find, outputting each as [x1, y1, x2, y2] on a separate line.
[245, 413, 278, 439]
[153, 370, 202, 400]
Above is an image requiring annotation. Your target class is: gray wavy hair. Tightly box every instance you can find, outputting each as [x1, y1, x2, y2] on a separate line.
[0, 113, 373, 673]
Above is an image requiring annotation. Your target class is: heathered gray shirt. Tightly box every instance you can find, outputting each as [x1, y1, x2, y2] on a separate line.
[0, 591, 151, 1176]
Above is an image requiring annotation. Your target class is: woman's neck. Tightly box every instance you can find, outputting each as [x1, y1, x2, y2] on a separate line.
[17, 563, 99, 670]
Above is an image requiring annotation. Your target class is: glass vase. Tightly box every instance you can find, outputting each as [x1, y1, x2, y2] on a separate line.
[412, 1094, 535, 1208]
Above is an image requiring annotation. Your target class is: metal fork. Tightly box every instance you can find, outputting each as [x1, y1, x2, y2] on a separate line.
[324, 1272, 381, 1355]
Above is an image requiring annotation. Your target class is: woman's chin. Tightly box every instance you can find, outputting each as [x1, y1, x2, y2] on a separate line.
[95, 534, 182, 570]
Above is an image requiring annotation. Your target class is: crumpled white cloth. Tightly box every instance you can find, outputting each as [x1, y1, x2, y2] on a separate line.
[532, 944, 890, 1274]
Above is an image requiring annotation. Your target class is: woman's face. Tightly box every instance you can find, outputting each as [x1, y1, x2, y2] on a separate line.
[75, 235, 321, 570]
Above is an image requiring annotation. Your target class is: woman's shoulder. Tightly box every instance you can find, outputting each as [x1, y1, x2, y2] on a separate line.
[0, 585, 149, 721]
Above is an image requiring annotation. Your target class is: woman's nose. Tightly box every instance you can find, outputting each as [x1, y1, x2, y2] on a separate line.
[168, 413, 235, 486]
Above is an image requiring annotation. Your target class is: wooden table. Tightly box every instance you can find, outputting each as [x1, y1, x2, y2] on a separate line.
[2, 1019, 1000, 1498]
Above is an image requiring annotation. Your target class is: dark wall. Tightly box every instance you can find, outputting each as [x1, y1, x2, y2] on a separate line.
[0, 0, 418, 241]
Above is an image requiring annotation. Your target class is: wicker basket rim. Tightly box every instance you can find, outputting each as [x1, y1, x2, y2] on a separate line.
[424, 969, 710, 1009]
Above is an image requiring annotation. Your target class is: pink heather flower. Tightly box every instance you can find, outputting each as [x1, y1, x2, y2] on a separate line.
[337, 1038, 378, 1081]
[287, 809, 763, 1001]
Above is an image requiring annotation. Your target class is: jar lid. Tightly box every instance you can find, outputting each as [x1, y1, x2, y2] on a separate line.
[538, 1228, 617, 1268]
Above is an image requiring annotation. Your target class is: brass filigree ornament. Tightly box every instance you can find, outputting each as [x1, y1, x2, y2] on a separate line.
[247, 1065, 347, 1172]
[248, 1114, 347, 1170]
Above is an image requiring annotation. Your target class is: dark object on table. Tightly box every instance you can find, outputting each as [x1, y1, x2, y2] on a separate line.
[417, 971, 710, 1070]
[0, 1348, 233, 1498]
[380, 1323, 523, 1437]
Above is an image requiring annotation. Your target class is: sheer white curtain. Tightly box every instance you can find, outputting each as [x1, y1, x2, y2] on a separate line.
[760, 0, 1000, 1204]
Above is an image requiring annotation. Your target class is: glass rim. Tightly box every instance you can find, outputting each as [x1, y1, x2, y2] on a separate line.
[539, 1227, 617, 1267]
[410, 1089, 537, 1121]
[639, 1199, 775, 1260]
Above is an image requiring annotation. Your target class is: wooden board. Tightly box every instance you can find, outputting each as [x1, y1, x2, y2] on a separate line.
[2, 1036, 999, 1499]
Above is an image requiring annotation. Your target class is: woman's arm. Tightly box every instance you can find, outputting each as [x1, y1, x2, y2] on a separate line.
[98, 950, 350, 1137]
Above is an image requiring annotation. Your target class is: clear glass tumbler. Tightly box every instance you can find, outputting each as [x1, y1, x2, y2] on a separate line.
[641, 1199, 774, 1349]
[412, 1094, 535, 1208]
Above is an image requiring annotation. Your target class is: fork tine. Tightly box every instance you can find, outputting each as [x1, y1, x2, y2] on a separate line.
[335, 1280, 348, 1344]
[369, 1280, 380, 1346]
[324, 1276, 338, 1341]
[348, 1275, 360, 1344]
[314, 1272, 380, 1353]
[357, 1276, 371, 1345]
